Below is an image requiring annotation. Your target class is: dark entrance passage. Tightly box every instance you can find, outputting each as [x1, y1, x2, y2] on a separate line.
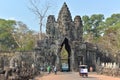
[60, 45, 69, 71]
[60, 38, 71, 71]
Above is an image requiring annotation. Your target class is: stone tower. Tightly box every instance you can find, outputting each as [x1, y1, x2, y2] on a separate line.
[46, 2, 83, 41]
[36, 2, 97, 71]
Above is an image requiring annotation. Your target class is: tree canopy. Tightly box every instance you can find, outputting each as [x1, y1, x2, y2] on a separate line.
[0, 19, 36, 51]
[82, 13, 120, 60]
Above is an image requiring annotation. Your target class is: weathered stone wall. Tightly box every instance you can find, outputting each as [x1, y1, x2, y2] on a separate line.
[0, 51, 35, 68]
[0, 51, 40, 80]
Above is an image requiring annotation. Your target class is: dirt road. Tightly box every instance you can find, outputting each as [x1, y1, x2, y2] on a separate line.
[35, 72, 120, 80]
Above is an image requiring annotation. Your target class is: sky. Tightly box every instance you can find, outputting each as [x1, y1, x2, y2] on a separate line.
[0, 0, 120, 32]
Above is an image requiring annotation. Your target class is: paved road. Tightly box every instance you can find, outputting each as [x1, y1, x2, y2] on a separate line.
[35, 72, 120, 80]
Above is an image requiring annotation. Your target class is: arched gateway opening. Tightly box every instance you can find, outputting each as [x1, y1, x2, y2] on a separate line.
[60, 38, 71, 71]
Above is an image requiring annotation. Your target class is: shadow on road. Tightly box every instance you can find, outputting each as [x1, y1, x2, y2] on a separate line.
[80, 76, 98, 80]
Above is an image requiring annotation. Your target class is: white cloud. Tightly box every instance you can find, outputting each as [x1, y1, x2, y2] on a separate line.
[7, 17, 17, 20]
[0, 16, 17, 20]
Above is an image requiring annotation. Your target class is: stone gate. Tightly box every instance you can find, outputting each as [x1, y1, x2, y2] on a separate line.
[35, 2, 97, 71]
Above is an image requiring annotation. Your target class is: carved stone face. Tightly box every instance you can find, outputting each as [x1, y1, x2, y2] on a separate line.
[61, 12, 69, 24]
[74, 18, 80, 27]
[74, 16, 81, 27]
[47, 15, 55, 23]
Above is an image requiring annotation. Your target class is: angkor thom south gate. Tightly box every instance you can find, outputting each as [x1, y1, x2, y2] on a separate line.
[35, 3, 97, 71]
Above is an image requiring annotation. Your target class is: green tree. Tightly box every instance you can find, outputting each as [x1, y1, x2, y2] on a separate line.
[82, 14, 104, 42]
[0, 19, 16, 51]
[61, 45, 68, 59]
[90, 14, 104, 38]
[96, 15, 120, 59]
[106, 14, 120, 26]
[12, 21, 35, 51]
[82, 15, 92, 34]
[60, 45, 68, 63]
[82, 13, 120, 62]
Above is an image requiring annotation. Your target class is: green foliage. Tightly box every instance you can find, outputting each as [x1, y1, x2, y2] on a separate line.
[0, 19, 16, 50]
[106, 14, 120, 26]
[0, 19, 36, 51]
[60, 45, 68, 63]
[82, 14, 104, 41]
[83, 13, 120, 57]
[82, 14, 104, 39]
[90, 14, 104, 37]
[13, 21, 36, 51]
[60, 45, 68, 59]
[82, 15, 92, 33]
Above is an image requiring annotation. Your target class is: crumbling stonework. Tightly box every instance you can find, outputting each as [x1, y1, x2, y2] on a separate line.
[0, 51, 40, 80]
[35, 2, 97, 71]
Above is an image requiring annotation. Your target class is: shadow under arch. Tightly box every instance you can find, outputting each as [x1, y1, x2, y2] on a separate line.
[60, 37, 71, 71]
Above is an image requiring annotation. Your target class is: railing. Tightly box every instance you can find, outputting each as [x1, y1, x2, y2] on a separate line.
[96, 62, 120, 77]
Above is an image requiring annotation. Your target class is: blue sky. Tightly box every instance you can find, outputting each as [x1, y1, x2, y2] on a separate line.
[0, 0, 120, 32]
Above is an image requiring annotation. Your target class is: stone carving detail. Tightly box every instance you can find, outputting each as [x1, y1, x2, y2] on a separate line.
[74, 16, 83, 41]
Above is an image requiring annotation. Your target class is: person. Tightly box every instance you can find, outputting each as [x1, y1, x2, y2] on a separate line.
[40, 66, 44, 71]
[54, 66, 57, 74]
[90, 66, 93, 72]
[47, 65, 51, 74]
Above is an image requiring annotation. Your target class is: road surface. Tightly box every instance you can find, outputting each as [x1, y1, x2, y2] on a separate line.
[35, 72, 120, 80]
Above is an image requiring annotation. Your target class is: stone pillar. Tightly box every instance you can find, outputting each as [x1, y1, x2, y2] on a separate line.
[56, 55, 61, 71]
[71, 49, 75, 71]
[9, 58, 15, 69]
[0, 57, 4, 69]
[55, 40, 61, 71]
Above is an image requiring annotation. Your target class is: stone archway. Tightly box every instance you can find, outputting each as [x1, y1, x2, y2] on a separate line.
[59, 38, 71, 71]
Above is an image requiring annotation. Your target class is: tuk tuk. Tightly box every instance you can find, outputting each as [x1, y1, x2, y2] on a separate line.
[79, 65, 88, 77]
